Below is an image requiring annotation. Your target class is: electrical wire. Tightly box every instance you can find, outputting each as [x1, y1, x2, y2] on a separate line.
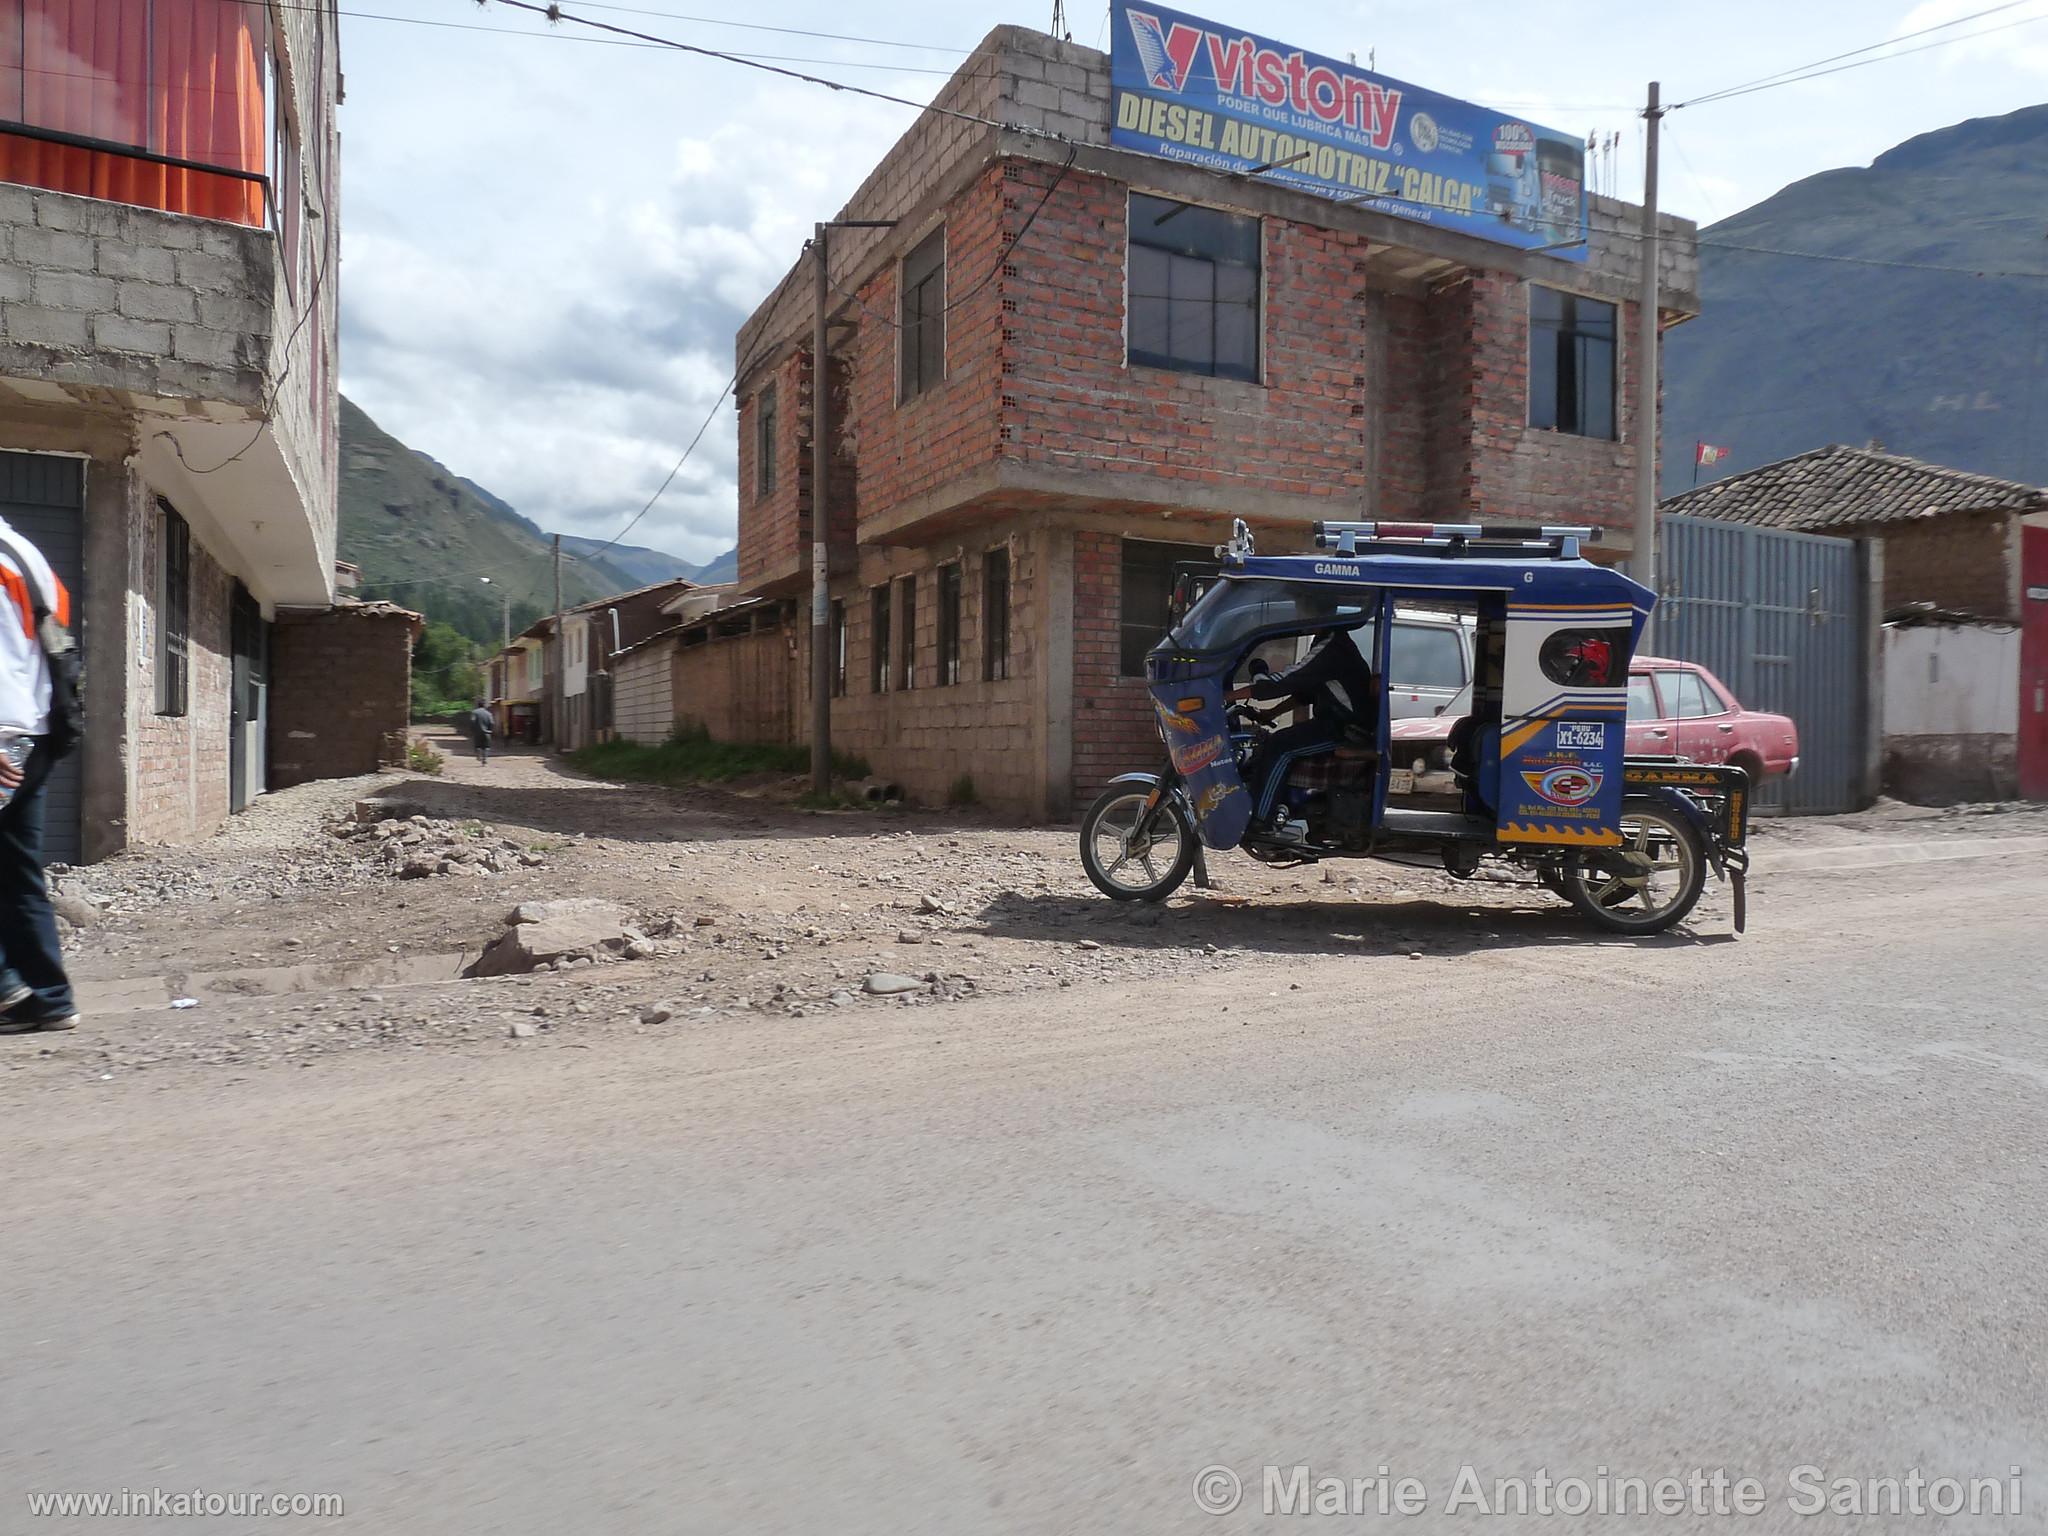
[819, 150, 1080, 332]
[1675, 1, 2048, 108]
[532, 2, 974, 53]
[484, 0, 1043, 137]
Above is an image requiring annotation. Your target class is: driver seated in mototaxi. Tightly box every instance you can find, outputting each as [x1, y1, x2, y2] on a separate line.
[1227, 627, 1378, 845]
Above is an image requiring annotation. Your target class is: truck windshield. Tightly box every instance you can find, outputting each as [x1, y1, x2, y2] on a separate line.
[1167, 577, 1372, 657]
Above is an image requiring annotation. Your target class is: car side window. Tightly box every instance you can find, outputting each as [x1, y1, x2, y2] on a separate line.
[1626, 675, 1658, 722]
[1388, 623, 1467, 690]
[1672, 672, 1715, 719]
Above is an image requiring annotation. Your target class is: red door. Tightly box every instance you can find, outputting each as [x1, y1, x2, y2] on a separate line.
[2022, 525, 2048, 801]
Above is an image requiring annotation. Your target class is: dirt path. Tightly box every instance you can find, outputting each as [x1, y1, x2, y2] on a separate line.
[16, 728, 2048, 1090]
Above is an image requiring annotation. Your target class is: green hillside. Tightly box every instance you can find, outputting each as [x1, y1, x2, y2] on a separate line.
[1663, 104, 2048, 496]
[339, 396, 617, 642]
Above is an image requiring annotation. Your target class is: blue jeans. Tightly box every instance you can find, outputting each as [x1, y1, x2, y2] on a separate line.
[0, 738, 76, 1016]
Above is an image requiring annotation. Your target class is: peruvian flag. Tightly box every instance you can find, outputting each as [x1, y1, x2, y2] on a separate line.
[1695, 441, 1730, 466]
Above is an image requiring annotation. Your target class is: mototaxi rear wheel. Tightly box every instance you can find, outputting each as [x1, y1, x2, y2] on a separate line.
[1560, 798, 1708, 935]
[1080, 784, 1197, 902]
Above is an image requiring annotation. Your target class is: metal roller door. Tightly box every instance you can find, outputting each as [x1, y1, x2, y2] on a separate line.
[1657, 515, 1865, 815]
[0, 452, 85, 864]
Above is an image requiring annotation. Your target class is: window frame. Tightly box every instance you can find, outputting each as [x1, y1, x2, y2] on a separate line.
[982, 546, 1011, 683]
[1126, 191, 1263, 383]
[755, 385, 778, 500]
[897, 573, 917, 691]
[899, 226, 947, 403]
[870, 583, 891, 693]
[1528, 284, 1618, 440]
[1120, 537, 1219, 676]
[936, 563, 962, 687]
[156, 499, 191, 717]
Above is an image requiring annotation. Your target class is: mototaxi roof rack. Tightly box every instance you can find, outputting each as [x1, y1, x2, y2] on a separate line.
[1310, 520, 1601, 560]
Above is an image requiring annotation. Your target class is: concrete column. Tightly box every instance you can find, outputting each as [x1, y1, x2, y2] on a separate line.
[1858, 535, 1885, 810]
[1041, 525, 1076, 819]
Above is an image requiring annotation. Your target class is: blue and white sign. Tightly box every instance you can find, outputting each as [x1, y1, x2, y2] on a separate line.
[1110, 0, 1588, 259]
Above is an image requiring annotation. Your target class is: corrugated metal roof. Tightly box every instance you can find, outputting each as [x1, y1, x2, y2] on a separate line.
[1660, 443, 2048, 531]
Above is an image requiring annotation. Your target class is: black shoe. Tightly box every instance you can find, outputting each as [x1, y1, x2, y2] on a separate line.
[0, 1010, 79, 1035]
[0, 983, 29, 1013]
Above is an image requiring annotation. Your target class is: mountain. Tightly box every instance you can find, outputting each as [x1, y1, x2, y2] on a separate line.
[338, 397, 725, 645]
[687, 547, 738, 585]
[557, 534, 701, 591]
[1663, 104, 2048, 497]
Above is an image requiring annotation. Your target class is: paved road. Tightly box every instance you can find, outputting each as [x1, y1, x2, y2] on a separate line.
[6, 852, 2047, 1533]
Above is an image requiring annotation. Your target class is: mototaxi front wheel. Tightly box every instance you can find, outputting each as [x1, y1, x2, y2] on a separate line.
[1560, 799, 1708, 935]
[1080, 784, 1197, 902]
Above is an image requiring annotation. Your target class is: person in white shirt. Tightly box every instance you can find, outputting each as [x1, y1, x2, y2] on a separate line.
[0, 513, 78, 1032]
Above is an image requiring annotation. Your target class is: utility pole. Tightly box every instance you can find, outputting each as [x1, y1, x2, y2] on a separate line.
[552, 532, 564, 748]
[1633, 80, 1663, 639]
[811, 224, 832, 796]
[808, 218, 897, 795]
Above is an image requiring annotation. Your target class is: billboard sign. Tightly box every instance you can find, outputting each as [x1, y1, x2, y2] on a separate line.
[1109, 1, 1587, 260]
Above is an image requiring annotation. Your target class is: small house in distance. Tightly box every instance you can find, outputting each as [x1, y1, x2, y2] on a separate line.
[1662, 444, 2048, 802]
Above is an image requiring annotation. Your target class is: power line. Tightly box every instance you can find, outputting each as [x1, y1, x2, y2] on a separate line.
[484, 0, 1041, 136]
[1675, 2, 2048, 108]
[1662, 121, 1892, 451]
[819, 150, 1080, 331]
[220, 1, 983, 74]
[538, 1, 973, 53]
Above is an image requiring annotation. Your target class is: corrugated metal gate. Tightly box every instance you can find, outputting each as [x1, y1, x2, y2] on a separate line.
[1656, 515, 1864, 815]
[0, 452, 84, 864]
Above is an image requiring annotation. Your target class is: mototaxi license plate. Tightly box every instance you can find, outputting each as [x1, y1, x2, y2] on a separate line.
[1388, 768, 1415, 795]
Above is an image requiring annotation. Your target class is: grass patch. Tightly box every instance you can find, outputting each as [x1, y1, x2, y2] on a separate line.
[568, 727, 869, 789]
[946, 773, 979, 807]
[407, 739, 446, 775]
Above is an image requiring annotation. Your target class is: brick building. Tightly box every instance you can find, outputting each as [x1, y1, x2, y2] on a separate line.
[719, 23, 1700, 816]
[1660, 443, 2048, 624]
[1, 1, 342, 860]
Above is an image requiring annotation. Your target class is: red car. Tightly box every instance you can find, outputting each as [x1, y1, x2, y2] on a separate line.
[1391, 657, 1800, 793]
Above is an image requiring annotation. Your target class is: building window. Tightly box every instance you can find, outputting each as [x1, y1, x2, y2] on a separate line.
[156, 501, 191, 716]
[0, 0, 273, 226]
[982, 547, 1010, 682]
[897, 574, 917, 690]
[755, 385, 778, 498]
[1128, 193, 1260, 382]
[899, 227, 946, 401]
[1119, 538, 1214, 676]
[936, 563, 962, 686]
[830, 599, 847, 697]
[1530, 287, 1617, 439]
[870, 584, 891, 693]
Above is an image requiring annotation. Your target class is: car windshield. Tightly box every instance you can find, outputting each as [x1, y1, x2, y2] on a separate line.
[1167, 577, 1372, 657]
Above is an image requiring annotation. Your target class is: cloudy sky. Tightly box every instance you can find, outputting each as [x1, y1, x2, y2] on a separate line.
[336, 0, 2048, 564]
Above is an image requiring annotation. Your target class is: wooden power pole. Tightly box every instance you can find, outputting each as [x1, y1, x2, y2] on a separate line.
[1633, 81, 1663, 639]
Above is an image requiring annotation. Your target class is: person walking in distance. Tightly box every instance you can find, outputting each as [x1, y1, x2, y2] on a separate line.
[468, 699, 495, 765]
[0, 515, 80, 1034]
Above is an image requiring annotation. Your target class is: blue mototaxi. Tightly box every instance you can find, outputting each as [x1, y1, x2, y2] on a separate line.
[1078, 520, 1754, 935]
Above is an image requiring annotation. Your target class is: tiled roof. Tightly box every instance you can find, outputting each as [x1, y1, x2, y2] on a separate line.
[1659, 443, 2048, 531]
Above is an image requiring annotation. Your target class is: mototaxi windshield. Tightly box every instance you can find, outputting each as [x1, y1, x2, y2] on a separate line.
[1163, 576, 1373, 661]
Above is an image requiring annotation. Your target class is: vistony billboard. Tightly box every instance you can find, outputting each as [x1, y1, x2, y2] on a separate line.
[1109, 0, 1588, 260]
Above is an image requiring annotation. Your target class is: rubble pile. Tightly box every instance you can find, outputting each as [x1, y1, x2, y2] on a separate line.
[327, 805, 550, 881]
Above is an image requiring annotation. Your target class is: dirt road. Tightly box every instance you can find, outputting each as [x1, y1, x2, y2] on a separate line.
[5, 747, 2047, 1531]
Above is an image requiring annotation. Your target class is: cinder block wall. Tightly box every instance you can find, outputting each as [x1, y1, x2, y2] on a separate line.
[130, 517, 234, 844]
[613, 643, 677, 745]
[805, 519, 1048, 811]
[267, 608, 413, 789]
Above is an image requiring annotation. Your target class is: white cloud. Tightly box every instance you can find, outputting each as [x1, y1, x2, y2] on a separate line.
[335, 0, 2048, 561]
